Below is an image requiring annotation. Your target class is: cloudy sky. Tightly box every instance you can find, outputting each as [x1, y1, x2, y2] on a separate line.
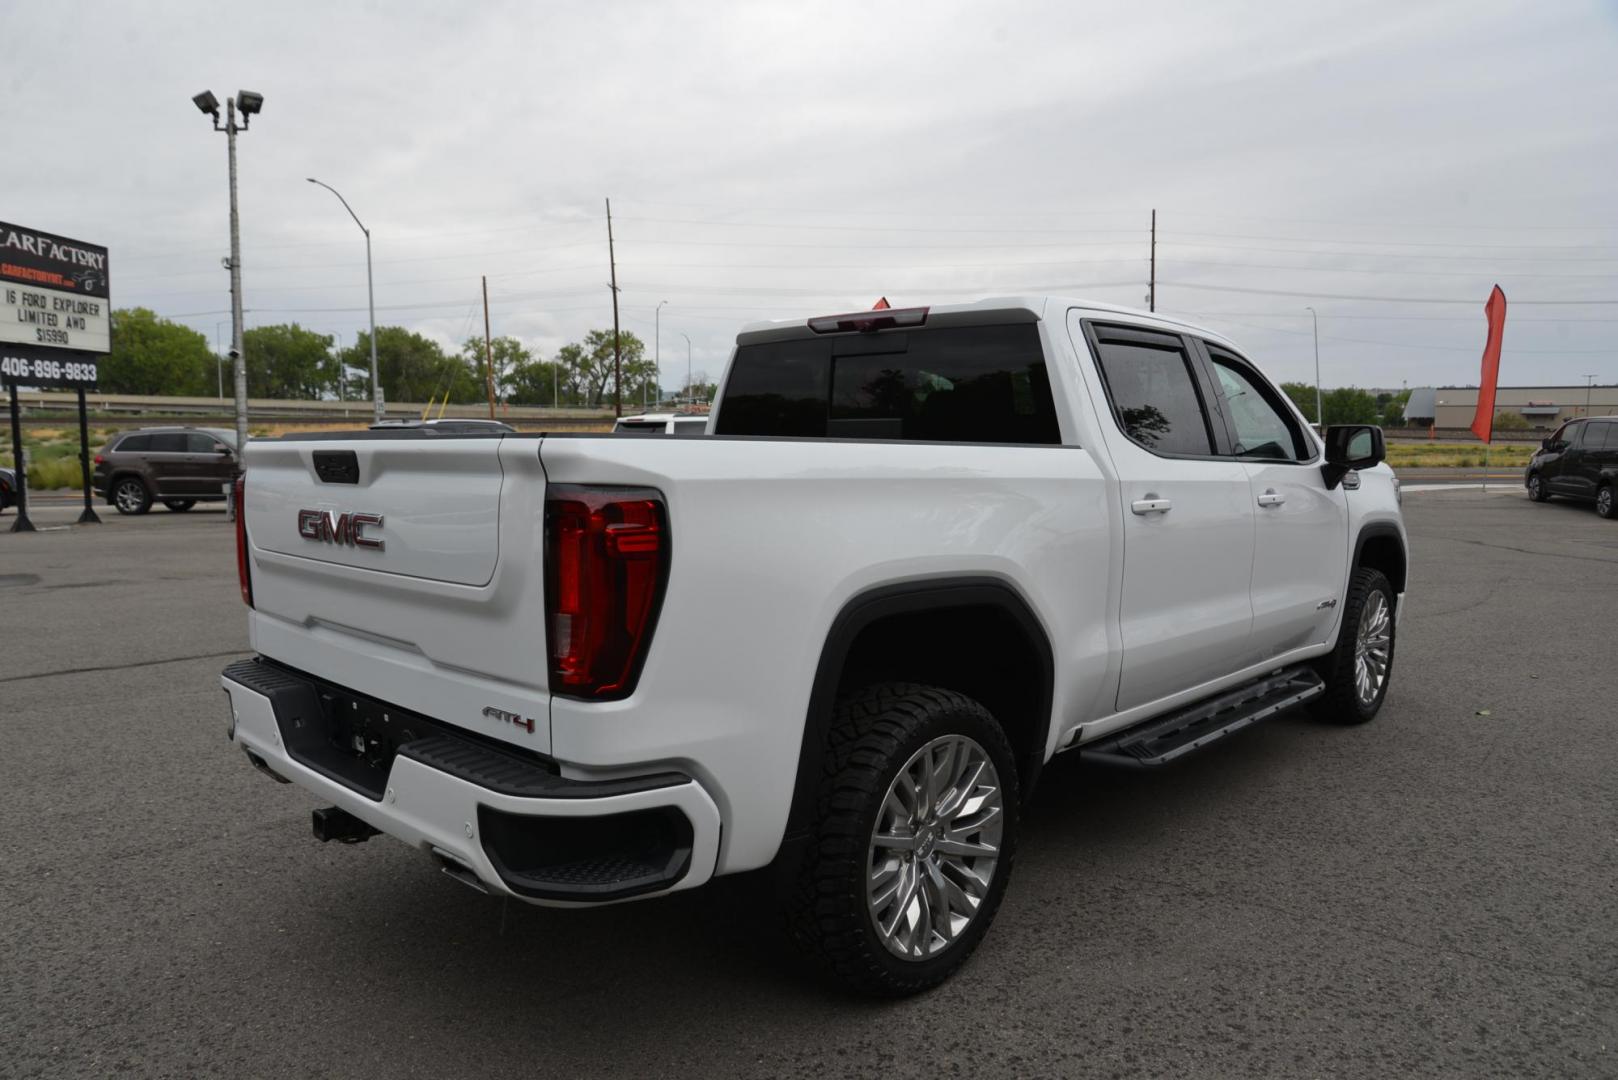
[5, 0, 1616, 395]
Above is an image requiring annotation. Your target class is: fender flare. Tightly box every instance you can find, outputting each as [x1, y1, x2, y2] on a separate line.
[780, 576, 1056, 853]
[1351, 521, 1407, 593]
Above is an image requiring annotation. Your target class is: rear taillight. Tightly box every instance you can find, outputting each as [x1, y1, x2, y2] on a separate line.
[233, 473, 253, 608]
[93, 454, 105, 466]
[544, 485, 669, 699]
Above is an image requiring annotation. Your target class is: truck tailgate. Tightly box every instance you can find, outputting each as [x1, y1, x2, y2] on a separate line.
[249, 439, 504, 586]
[241, 435, 552, 752]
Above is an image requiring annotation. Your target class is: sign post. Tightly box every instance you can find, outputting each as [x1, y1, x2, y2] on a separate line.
[0, 222, 109, 531]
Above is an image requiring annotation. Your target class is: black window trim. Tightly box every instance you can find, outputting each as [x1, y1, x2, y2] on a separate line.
[1078, 319, 1232, 462]
[1193, 338, 1321, 466]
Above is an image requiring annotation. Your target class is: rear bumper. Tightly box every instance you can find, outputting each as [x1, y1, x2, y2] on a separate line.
[220, 658, 721, 905]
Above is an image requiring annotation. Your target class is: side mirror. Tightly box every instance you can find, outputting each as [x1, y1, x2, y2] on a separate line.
[1541, 437, 1554, 451]
[1322, 424, 1385, 490]
[217, 445, 234, 455]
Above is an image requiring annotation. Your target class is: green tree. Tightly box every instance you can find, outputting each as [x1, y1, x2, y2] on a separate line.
[1321, 387, 1379, 426]
[1280, 381, 1319, 424]
[573, 329, 647, 408]
[341, 326, 455, 404]
[98, 308, 216, 395]
[1492, 410, 1530, 431]
[243, 323, 336, 399]
[458, 336, 531, 403]
[506, 358, 565, 406]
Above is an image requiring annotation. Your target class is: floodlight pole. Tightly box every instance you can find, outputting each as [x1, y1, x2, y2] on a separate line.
[225, 97, 249, 455]
[308, 178, 382, 421]
[1306, 306, 1323, 429]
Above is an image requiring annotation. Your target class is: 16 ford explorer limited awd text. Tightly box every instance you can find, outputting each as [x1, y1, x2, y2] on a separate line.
[220, 297, 1407, 995]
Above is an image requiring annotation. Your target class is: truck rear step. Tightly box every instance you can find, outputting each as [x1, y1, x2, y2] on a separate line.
[1081, 667, 1324, 768]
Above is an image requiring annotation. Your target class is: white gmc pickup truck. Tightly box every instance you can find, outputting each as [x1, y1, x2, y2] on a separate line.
[221, 297, 1406, 995]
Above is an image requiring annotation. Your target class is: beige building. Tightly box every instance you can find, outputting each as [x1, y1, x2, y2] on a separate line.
[1404, 385, 1618, 430]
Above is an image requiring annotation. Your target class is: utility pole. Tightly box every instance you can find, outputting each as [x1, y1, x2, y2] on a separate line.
[481, 276, 498, 419]
[1584, 374, 1597, 417]
[1306, 306, 1323, 429]
[606, 197, 623, 418]
[680, 332, 692, 404]
[655, 300, 667, 410]
[1148, 208, 1156, 313]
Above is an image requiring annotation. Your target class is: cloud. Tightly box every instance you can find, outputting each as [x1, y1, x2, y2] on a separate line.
[5, 0, 1615, 391]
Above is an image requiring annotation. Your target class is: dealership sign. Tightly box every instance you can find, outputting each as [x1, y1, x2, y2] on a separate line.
[1, 221, 107, 388]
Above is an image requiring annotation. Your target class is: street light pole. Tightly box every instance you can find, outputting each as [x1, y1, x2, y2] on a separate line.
[225, 98, 250, 453]
[194, 89, 263, 456]
[655, 300, 667, 409]
[680, 332, 691, 405]
[1306, 306, 1323, 428]
[308, 178, 382, 421]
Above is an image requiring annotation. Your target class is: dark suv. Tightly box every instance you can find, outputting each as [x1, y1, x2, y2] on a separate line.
[92, 427, 239, 515]
[1525, 417, 1618, 519]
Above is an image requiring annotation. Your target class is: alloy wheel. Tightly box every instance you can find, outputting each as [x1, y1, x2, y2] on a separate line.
[1598, 487, 1614, 518]
[866, 734, 1003, 961]
[115, 480, 146, 514]
[1354, 589, 1392, 708]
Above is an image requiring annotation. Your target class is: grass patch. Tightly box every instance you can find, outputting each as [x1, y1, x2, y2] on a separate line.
[1385, 443, 1534, 469]
[26, 457, 88, 490]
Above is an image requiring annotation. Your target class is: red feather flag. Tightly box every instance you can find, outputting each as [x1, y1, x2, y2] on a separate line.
[1470, 285, 1508, 444]
[871, 297, 891, 310]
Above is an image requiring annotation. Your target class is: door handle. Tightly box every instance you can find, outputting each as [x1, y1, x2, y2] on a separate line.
[1131, 496, 1172, 515]
[1257, 489, 1286, 508]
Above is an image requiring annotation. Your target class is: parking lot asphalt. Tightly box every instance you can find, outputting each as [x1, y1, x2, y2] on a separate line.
[2, 490, 1614, 1079]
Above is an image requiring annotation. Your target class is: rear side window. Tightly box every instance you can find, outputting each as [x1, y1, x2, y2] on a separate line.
[1591, 422, 1614, 450]
[671, 420, 707, 438]
[714, 323, 1060, 444]
[1090, 333, 1213, 456]
[115, 434, 151, 452]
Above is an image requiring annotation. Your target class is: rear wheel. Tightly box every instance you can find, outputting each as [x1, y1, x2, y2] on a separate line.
[1313, 567, 1396, 725]
[1597, 484, 1615, 520]
[112, 477, 152, 515]
[1527, 473, 1549, 502]
[786, 683, 1019, 996]
[163, 499, 197, 512]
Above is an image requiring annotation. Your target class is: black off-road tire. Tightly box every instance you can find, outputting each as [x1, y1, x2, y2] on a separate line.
[785, 682, 1020, 997]
[163, 499, 197, 512]
[1527, 472, 1549, 502]
[1596, 484, 1615, 520]
[1313, 567, 1396, 725]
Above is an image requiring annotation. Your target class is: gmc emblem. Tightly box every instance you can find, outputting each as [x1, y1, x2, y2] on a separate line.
[297, 508, 384, 550]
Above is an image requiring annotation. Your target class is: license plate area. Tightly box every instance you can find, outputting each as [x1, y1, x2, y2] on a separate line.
[305, 688, 436, 800]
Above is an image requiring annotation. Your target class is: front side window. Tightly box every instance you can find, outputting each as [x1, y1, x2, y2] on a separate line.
[186, 433, 221, 453]
[1091, 336, 1213, 456]
[148, 433, 188, 453]
[1206, 349, 1308, 462]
